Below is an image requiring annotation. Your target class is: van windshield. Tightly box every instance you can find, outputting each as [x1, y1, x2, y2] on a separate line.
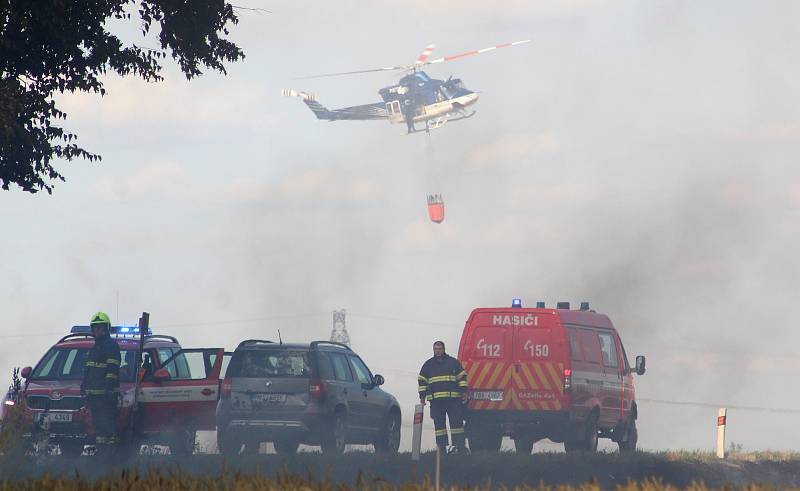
[228, 350, 312, 378]
[31, 347, 137, 382]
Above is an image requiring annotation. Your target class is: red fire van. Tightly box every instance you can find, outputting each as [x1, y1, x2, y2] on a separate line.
[457, 300, 645, 453]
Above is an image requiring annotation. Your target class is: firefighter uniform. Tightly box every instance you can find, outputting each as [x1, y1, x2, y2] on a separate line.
[82, 312, 121, 452]
[418, 353, 468, 450]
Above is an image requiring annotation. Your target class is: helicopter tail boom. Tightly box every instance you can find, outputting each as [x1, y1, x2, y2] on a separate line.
[281, 89, 337, 120]
[282, 89, 389, 121]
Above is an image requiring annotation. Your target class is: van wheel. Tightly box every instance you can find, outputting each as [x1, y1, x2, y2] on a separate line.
[565, 414, 598, 452]
[274, 438, 300, 455]
[321, 411, 347, 454]
[514, 433, 535, 454]
[374, 411, 401, 453]
[169, 428, 197, 456]
[468, 425, 502, 452]
[618, 420, 637, 453]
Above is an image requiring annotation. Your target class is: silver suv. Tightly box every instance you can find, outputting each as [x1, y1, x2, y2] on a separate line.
[216, 340, 401, 454]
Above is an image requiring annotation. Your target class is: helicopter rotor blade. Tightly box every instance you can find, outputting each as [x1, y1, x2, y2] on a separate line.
[415, 44, 436, 66]
[296, 65, 410, 80]
[424, 39, 530, 66]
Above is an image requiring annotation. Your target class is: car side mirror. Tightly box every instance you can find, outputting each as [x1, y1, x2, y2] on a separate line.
[635, 355, 646, 375]
[373, 374, 385, 386]
[21, 367, 32, 379]
[153, 368, 171, 382]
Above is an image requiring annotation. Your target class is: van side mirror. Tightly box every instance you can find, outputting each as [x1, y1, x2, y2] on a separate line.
[21, 367, 32, 379]
[373, 374, 385, 386]
[635, 355, 646, 375]
[153, 368, 171, 382]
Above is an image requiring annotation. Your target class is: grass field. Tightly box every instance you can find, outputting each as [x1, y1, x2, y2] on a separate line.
[0, 451, 798, 489]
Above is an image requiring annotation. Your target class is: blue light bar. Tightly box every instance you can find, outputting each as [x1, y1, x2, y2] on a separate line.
[512, 298, 522, 308]
[70, 325, 151, 335]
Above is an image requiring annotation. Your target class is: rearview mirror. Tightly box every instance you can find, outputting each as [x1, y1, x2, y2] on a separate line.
[373, 374, 385, 386]
[21, 367, 31, 379]
[153, 368, 171, 382]
[635, 355, 646, 375]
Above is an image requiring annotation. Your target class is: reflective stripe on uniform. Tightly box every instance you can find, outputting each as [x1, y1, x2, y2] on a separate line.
[418, 375, 428, 383]
[105, 373, 117, 379]
[456, 370, 467, 380]
[418, 386, 427, 393]
[85, 361, 107, 368]
[428, 375, 458, 383]
[458, 380, 468, 388]
[105, 358, 120, 365]
[450, 427, 465, 434]
[427, 391, 461, 400]
[85, 389, 108, 395]
[435, 429, 448, 436]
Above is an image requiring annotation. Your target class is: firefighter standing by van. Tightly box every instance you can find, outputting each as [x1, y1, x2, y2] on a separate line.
[418, 341, 468, 454]
[81, 312, 121, 455]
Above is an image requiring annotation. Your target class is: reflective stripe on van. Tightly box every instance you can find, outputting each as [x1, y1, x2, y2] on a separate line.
[464, 360, 565, 411]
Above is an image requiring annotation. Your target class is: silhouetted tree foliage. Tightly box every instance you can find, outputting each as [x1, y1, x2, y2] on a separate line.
[0, 0, 244, 193]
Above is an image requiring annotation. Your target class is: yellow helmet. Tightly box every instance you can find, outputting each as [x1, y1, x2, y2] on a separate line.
[90, 311, 111, 326]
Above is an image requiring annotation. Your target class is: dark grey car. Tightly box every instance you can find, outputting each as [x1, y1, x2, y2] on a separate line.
[216, 340, 401, 455]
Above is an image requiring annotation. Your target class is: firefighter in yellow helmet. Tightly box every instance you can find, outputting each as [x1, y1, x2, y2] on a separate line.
[80, 312, 121, 455]
[418, 340, 469, 454]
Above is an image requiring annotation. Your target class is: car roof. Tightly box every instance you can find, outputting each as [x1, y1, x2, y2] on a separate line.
[235, 340, 352, 352]
[53, 334, 181, 350]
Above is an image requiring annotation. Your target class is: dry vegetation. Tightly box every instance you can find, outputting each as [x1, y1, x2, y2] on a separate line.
[0, 470, 797, 491]
[0, 451, 797, 490]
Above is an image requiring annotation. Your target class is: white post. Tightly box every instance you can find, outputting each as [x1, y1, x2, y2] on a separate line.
[411, 403, 424, 461]
[716, 407, 727, 459]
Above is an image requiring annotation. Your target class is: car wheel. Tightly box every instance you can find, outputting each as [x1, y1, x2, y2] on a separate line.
[321, 411, 347, 454]
[618, 420, 637, 453]
[274, 438, 300, 455]
[169, 428, 197, 456]
[373, 411, 401, 453]
[513, 433, 534, 454]
[59, 441, 85, 458]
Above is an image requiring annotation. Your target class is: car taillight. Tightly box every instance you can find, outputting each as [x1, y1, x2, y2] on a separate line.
[563, 368, 572, 393]
[221, 378, 232, 400]
[308, 379, 327, 401]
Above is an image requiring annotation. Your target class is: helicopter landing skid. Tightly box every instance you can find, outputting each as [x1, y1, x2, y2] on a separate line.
[446, 110, 477, 123]
[404, 111, 477, 135]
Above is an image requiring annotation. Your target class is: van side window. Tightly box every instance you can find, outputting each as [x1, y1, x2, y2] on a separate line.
[580, 330, 602, 364]
[597, 332, 619, 368]
[567, 328, 583, 361]
[330, 353, 354, 382]
[619, 341, 631, 373]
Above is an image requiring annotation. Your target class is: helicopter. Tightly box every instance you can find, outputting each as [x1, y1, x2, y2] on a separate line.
[282, 40, 530, 134]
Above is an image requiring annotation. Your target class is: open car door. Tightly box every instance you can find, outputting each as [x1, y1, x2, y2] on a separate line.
[139, 348, 225, 432]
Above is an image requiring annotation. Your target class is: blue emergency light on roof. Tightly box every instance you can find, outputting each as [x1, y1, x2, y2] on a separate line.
[580, 302, 590, 311]
[511, 298, 522, 308]
[70, 325, 151, 335]
[556, 301, 570, 310]
[536, 301, 546, 308]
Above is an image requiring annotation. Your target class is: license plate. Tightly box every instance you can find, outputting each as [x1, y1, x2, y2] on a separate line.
[471, 391, 504, 401]
[253, 393, 286, 404]
[35, 412, 73, 423]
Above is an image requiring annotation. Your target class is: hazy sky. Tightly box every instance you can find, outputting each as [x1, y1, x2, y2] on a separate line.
[2, 1, 800, 452]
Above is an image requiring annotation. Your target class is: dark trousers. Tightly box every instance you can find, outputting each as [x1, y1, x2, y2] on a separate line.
[87, 394, 118, 447]
[430, 398, 465, 449]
